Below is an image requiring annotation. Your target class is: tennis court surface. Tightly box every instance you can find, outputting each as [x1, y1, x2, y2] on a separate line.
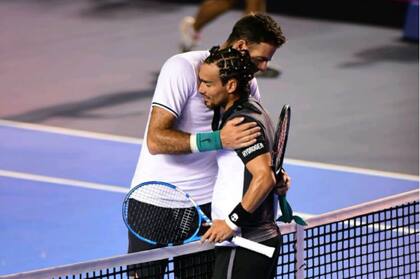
[0, 121, 418, 278]
[0, 0, 418, 277]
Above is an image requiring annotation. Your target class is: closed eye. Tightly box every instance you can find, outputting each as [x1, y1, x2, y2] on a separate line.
[198, 78, 212, 87]
[252, 57, 270, 64]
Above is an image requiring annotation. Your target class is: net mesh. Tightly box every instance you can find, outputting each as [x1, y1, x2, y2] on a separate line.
[2, 191, 418, 279]
[304, 201, 418, 279]
[277, 232, 296, 278]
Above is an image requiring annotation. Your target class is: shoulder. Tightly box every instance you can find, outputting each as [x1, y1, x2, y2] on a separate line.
[227, 99, 264, 122]
[164, 50, 209, 73]
[157, 51, 209, 89]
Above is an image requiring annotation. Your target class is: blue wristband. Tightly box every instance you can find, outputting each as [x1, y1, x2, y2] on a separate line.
[196, 131, 223, 152]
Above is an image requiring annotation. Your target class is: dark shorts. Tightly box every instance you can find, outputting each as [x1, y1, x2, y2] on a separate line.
[211, 235, 282, 279]
[127, 203, 214, 279]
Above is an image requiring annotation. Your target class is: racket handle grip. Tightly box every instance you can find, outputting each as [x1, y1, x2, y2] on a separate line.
[231, 236, 275, 258]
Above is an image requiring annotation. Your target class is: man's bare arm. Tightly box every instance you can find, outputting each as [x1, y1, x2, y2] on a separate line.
[201, 153, 275, 243]
[147, 106, 261, 154]
[147, 107, 191, 154]
[241, 153, 276, 212]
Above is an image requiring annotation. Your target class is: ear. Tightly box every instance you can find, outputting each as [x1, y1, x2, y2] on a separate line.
[232, 39, 248, 51]
[226, 79, 238, 94]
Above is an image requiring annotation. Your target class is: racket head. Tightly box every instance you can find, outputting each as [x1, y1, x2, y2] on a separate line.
[272, 105, 291, 178]
[122, 181, 208, 245]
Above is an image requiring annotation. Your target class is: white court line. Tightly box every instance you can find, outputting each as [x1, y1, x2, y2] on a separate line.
[0, 119, 142, 144]
[2, 169, 417, 235]
[0, 168, 311, 218]
[0, 169, 127, 194]
[285, 159, 419, 182]
[0, 119, 418, 181]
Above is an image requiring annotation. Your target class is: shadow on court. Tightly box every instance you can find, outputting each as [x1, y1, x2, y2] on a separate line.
[339, 42, 419, 68]
[4, 71, 160, 123]
[4, 89, 153, 122]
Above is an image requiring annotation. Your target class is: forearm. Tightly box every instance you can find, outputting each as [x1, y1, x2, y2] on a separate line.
[148, 126, 223, 154]
[148, 126, 223, 155]
[241, 170, 275, 213]
[225, 164, 275, 232]
[147, 107, 192, 154]
[147, 128, 191, 154]
[240, 153, 276, 212]
[147, 107, 261, 155]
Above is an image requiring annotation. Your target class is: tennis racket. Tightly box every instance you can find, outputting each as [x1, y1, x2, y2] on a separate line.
[272, 105, 307, 226]
[272, 104, 291, 179]
[122, 181, 275, 258]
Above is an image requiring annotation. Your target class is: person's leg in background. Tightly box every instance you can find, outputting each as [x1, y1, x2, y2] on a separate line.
[194, 0, 238, 33]
[244, 0, 266, 14]
[180, 0, 237, 52]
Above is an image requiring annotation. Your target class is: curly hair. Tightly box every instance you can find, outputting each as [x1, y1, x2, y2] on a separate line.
[204, 46, 258, 99]
[226, 13, 286, 48]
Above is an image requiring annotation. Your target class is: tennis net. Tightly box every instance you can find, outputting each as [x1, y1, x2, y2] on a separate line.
[1, 189, 418, 279]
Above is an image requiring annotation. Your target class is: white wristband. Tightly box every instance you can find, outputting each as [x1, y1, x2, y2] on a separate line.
[190, 134, 199, 153]
[225, 217, 240, 232]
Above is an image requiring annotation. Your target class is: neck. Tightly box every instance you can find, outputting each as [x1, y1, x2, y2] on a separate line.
[223, 95, 240, 111]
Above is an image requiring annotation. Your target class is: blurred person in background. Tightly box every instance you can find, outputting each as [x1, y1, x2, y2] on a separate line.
[180, 0, 281, 78]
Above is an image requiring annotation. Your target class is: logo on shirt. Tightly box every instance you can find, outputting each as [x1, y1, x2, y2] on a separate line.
[230, 213, 239, 222]
[242, 143, 264, 157]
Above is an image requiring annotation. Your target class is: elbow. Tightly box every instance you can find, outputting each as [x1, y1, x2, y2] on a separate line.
[147, 134, 161, 155]
[148, 142, 159, 155]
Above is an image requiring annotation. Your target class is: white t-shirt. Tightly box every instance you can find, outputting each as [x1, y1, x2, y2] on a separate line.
[131, 50, 261, 205]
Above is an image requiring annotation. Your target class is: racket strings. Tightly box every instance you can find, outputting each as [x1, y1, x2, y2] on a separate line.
[126, 184, 200, 244]
[178, 207, 199, 239]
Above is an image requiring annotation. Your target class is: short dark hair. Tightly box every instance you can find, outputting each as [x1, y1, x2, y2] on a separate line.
[204, 46, 258, 98]
[226, 13, 286, 48]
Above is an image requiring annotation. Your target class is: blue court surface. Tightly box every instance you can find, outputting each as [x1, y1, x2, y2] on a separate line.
[0, 121, 418, 275]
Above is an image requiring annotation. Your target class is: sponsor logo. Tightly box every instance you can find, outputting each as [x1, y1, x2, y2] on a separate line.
[242, 143, 264, 157]
[230, 213, 239, 222]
